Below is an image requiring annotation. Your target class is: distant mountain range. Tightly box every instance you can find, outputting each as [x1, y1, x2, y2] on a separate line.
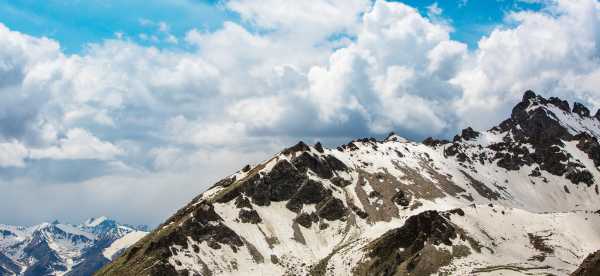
[0, 217, 147, 276]
[98, 91, 600, 276]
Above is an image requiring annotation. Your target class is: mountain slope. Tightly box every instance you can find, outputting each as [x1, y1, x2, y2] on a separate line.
[98, 91, 600, 276]
[0, 218, 148, 276]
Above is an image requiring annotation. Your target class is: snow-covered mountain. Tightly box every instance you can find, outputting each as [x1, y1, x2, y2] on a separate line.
[95, 91, 599, 275]
[0, 217, 147, 276]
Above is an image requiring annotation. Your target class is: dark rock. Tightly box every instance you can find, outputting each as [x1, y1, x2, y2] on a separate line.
[392, 190, 412, 207]
[324, 154, 348, 172]
[270, 255, 279, 265]
[444, 143, 460, 157]
[549, 97, 571, 112]
[286, 180, 331, 212]
[314, 142, 324, 153]
[282, 141, 310, 155]
[564, 185, 570, 194]
[523, 90, 537, 101]
[268, 160, 307, 201]
[242, 175, 271, 206]
[319, 223, 329, 230]
[515, 108, 571, 146]
[575, 133, 600, 167]
[573, 102, 591, 117]
[350, 204, 369, 219]
[565, 169, 594, 186]
[243, 159, 307, 205]
[368, 190, 382, 198]
[239, 209, 262, 224]
[448, 208, 465, 216]
[364, 210, 458, 275]
[292, 152, 334, 179]
[209, 176, 237, 195]
[234, 196, 252, 209]
[423, 137, 450, 147]
[529, 167, 542, 177]
[316, 197, 348, 221]
[385, 132, 399, 141]
[338, 142, 359, 151]
[294, 213, 318, 228]
[571, 250, 600, 276]
[595, 110, 600, 121]
[454, 127, 480, 142]
[330, 176, 351, 187]
[148, 203, 244, 259]
[241, 164, 251, 172]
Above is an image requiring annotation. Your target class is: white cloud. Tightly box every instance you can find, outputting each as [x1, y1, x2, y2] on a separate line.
[1, 0, 600, 225]
[451, 0, 600, 128]
[226, 0, 370, 41]
[29, 128, 122, 161]
[306, 1, 463, 136]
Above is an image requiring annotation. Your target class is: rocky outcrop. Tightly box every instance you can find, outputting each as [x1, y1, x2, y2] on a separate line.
[357, 210, 464, 276]
[486, 91, 599, 185]
[571, 250, 600, 276]
[573, 102, 591, 117]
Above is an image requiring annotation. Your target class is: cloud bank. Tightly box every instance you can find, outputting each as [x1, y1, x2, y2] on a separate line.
[1, 0, 600, 226]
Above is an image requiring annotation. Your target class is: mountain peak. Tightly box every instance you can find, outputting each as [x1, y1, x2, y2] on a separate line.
[84, 216, 110, 228]
[573, 102, 591, 117]
[1, 217, 148, 276]
[98, 90, 600, 276]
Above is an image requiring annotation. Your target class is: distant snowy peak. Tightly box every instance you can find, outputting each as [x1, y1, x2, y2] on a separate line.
[84, 216, 109, 228]
[0, 217, 148, 276]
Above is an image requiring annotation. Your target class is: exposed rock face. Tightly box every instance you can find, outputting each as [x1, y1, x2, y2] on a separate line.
[423, 137, 450, 147]
[239, 209, 262, 224]
[98, 91, 600, 276]
[286, 180, 331, 212]
[571, 250, 600, 276]
[485, 91, 600, 185]
[316, 197, 348, 221]
[358, 211, 459, 276]
[573, 102, 591, 117]
[454, 127, 480, 142]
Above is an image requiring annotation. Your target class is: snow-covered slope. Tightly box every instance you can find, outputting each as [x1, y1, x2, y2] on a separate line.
[99, 91, 600, 276]
[0, 218, 148, 276]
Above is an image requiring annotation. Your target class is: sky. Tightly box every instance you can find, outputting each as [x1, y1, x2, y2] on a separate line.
[1, 0, 600, 226]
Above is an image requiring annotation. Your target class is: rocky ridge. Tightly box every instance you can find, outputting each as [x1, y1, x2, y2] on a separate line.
[98, 91, 600, 276]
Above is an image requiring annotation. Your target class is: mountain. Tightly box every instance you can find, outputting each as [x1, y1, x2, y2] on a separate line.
[0, 217, 148, 276]
[98, 90, 600, 276]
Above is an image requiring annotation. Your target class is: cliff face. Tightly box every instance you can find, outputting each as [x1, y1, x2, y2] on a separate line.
[98, 91, 600, 276]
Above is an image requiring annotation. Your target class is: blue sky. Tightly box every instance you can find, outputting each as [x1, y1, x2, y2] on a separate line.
[1, 0, 599, 226]
[0, 0, 543, 53]
[0, 0, 236, 52]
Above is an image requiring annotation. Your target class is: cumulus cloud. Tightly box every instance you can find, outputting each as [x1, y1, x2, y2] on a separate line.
[452, 0, 600, 128]
[29, 128, 122, 161]
[1, 0, 600, 225]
